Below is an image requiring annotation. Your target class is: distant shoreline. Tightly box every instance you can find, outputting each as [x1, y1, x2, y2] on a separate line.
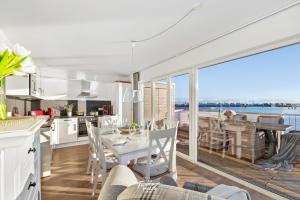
[175, 103, 300, 108]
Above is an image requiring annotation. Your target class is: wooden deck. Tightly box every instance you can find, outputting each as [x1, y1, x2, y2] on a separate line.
[197, 148, 300, 200]
[42, 144, 273, 200]
[177, 128, 300, 200]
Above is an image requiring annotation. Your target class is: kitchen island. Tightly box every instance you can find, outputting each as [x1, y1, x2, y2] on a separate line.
[0, 117, 45, 200]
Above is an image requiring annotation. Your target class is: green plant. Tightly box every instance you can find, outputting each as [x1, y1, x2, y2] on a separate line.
[66, 104, 73, 112]
[0, 44, 35, 120]
[130, 122, 139, 129]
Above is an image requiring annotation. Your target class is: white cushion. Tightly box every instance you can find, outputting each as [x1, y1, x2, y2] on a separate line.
[98, 165, 138, 200]
[207, 184, 251, 200]
[132, 158, 169, 177]
[117, 184, 225, 200]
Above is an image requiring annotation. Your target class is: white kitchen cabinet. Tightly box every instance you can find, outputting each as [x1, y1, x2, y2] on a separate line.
[39, 78, 67, 97]
[5, 74, 40, 97]
[0, 119, 44, 200]
[50, 118, 78, 146]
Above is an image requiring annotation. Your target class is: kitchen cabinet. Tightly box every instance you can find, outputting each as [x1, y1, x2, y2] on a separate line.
[5, 74, 40, 97]
[50, 118, 78, 145]
[0, 119, 44, 200]
[39, 78, 67, 97]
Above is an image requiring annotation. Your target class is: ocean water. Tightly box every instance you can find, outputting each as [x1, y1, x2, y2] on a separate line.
[199, 106, 300, 115]
[199, 106, 300, 131]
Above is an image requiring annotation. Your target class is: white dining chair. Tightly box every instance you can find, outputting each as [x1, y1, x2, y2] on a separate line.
[132, 122, 178, 181]
[98, 115, 120, 129]
[98, 115, 120, 134]
[163, 119, 179, 129]
[86, 121, 119, 196]
[144, 118, 155, 131]
[86, 120, 97, 175]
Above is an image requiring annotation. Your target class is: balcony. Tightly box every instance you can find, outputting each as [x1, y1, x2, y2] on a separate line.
[174, 109, 300, 199]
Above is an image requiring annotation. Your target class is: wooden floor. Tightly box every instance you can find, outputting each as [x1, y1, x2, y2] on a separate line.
[42, 145, 275, 200]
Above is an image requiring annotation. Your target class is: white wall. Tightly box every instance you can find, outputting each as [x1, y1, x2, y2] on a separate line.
[140, 4, 300, 81]
[0, 30, 11, 46]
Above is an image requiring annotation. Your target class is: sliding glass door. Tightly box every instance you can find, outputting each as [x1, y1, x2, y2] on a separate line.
[197, 43, 300, 200]
[171, 74, 190, 156]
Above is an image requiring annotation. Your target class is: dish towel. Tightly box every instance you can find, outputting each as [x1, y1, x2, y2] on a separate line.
[207, 184, 251, 200]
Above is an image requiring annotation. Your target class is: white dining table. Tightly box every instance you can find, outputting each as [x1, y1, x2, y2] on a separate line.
[97, 129, 155, 165]
[96, 128, 178, 180]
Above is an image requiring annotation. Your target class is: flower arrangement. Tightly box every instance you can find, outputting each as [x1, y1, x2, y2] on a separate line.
[0, 44, 36, 120]
[222, 110, 237, 120]
[130, 122, 139, 129]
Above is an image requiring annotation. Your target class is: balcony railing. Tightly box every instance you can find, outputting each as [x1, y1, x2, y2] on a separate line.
[174, 109, 300, 131]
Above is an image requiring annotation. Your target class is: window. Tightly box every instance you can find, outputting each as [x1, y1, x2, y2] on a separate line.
[143, 82, 152, 121]
[153, 80, 168, 124]
[197, 43, 300, 199]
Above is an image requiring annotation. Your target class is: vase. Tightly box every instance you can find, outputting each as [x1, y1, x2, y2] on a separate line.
[67, 111, 72, 117]
[0, 78, 7, 120]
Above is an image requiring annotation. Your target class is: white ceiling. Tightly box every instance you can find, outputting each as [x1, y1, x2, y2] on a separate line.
[0, 0, 298, 82]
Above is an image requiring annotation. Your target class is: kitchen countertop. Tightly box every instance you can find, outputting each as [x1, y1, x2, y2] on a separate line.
[54, 115, 97, 119]
[0, 117, 46, 139]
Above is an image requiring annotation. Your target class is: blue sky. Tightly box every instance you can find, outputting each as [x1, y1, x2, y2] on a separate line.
[172, 43, 300, 103]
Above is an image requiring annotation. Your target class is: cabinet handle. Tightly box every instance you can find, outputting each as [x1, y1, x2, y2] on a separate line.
[51, 124, 55, 131]
[28, 182, 36, 190]
[28, 147, 36, 154]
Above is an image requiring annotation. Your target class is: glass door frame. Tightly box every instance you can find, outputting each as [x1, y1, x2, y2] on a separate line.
[141, 68, 198, 162]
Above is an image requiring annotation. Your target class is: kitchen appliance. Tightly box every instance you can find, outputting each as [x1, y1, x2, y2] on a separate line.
[77, 80, 97, 98]
[77, 116, 98, 137]
[30, 109, 45, 116]
[30, 108, 55, 118]
[98, 104, 113, 116]
[47, 108, 55, 119]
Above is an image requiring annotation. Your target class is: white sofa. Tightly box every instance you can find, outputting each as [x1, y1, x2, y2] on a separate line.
[98, 165, 225, 200]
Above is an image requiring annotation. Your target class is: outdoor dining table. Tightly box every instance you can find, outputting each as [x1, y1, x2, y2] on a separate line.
[256, 123, 293, 154]
[221, 122, 246, 159]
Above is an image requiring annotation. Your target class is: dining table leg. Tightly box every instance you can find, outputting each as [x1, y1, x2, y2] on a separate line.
[236, 131, 242, 159]
[276, 131, 283, 154]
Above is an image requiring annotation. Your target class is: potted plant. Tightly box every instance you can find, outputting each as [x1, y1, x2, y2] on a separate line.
[0, 44, 36, 120]
[66, 104, 73, 117]
[129, 122, 140, 134]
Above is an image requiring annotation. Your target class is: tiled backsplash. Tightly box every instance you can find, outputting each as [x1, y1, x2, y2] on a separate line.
[40, 100, 68, 111]
[6, 98, 30, 116]
[6, 99, 110, 116]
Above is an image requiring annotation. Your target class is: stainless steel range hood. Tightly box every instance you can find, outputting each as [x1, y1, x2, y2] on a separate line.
[77, 80, 97, 98]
